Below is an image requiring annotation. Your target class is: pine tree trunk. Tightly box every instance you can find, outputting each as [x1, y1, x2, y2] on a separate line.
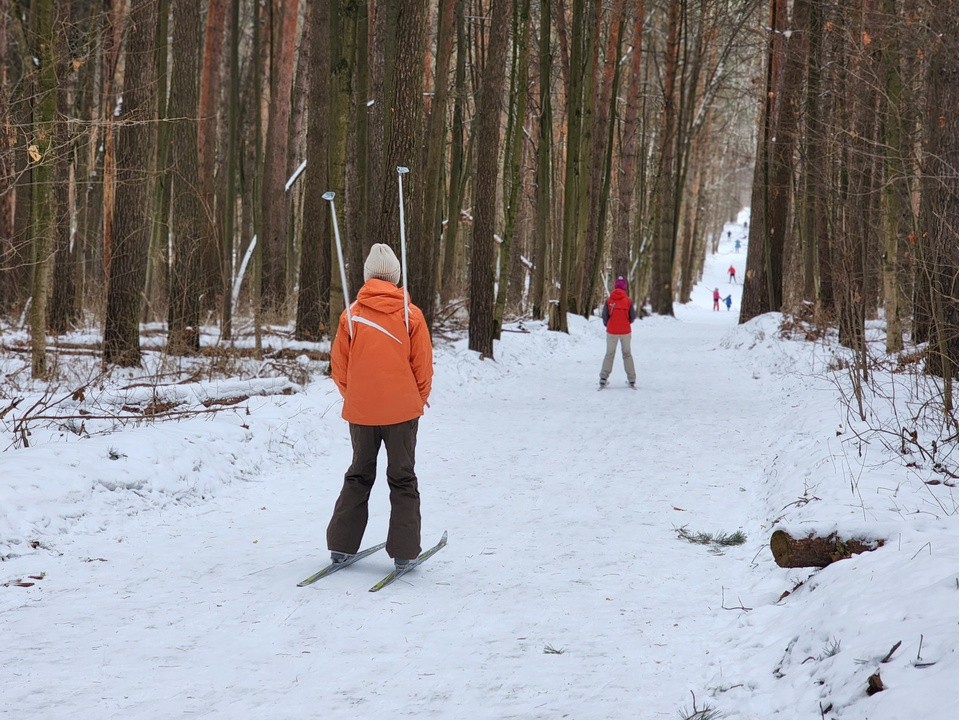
[167, 0, 203, 354]
[29, 0, 57, 378]
[416, 0, 458, 330]
[198, 0, 229, 311]
[49, 5, 81, 334]
[295, 0, 331, 342]
[439, 0, 468, 306]
[220, 0, 241, 340]
[259, 0, 298, 316]
[530, 0, 553, 320]
[648, 0, 680, 317]
[917, 0, 959, 396]
[556, 0, 587, 333]
[469, 0, 511, 357]
[494, 0, 532, 337]
[345, 1, 369, 301]
[104, 0, 158, 366]
[612, 2, 645, 282]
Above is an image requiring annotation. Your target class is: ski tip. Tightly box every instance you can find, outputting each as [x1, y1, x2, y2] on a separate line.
[439, 530, 448, 545]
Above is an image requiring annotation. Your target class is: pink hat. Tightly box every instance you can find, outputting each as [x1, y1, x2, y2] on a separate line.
[614, 277, 628, 291]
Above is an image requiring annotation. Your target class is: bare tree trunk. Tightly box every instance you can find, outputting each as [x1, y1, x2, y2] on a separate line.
[612, 1, 645, 281]
[49, 4, 81, 334]
[469, 0, 511, 357]
[579, 0, 625, 314]
[167, 0, 203, 354]
[740, 0, 784, 323]
[374, 0, 427, 278]
[220, 0, 241, 340]
[198, 0, 229, 311]
[439, 0, 467, 306]
[145, 0, 171, 323]
[494, 0, 532, 337]
[29, 0, 57, 377]
[259, 0, 299, 315]
[295, 0, 331, 342]
[648, 0, 680, 317]
[345, 0, 369, 300]
[917, 0, 958, 401]
[0, 0, 15, 316]
[104, 0, 159, 366]
[416, 0, 458, 329]
[530, 0, 553, 320]
[556, 0, 587, 332]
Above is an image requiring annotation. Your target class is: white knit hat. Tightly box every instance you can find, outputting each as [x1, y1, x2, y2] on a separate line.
[363, 243, 402, 285]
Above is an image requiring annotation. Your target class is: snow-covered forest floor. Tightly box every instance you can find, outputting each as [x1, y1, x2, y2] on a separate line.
[1, 219, 956, 719]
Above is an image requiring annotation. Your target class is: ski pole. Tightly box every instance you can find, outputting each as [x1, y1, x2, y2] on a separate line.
[322, 191, 353, 339]
[396, 165, 410, 333]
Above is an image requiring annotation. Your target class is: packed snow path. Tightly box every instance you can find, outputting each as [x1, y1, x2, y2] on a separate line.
[5, 227, 792, 717]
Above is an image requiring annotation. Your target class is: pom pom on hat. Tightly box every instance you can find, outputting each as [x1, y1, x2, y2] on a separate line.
[364, 243, 402, 285]
[614, 276, 628, 291]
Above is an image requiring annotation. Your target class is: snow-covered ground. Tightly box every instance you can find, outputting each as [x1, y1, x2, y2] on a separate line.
[1, 215, 957, 719]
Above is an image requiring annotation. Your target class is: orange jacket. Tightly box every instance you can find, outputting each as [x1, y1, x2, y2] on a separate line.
[331, 279, 433, 426]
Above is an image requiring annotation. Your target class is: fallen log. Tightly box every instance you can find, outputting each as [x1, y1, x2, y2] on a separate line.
[770, 529, 884, 568]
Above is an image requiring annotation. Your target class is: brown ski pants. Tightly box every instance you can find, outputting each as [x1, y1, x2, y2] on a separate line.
[326, 419, 422, 560]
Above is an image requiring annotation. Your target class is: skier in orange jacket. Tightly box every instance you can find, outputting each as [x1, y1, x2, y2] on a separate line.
[327, 243, 433, 569]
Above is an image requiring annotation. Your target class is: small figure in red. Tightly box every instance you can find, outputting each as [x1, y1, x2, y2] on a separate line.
[712, 287, 721, 311]
[728, 264, 737, 284]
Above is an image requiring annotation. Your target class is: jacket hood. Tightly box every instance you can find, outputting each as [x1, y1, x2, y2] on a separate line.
[356, 278, 406, 314]
[608, 288, 629, 302]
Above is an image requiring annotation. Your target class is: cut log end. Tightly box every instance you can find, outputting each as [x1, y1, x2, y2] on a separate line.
[770, 529, 884, 568]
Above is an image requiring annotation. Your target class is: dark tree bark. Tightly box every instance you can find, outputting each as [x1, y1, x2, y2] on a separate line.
[295, 0, 331, 341]
[439, 0, 468, 306]
[611, 1, 645, 282]
[104, 0, 159, 366]
[469, 0, 511, 357]
[415, 0, 458, 330]
[917, 4, 959, 396]
[259, 0, 299, 315]
[29, 0, 57, 377]
[49, 3, 82, 334]
[555, 0, 587, 332]
[167, 0, 203, 354]
[740, 0, 785, 323]
[220, 0, 241, 339]
[198, 0, 229, 310]
[648, 0, 680, 317]
[374, 0, 427, 276]
[530, 0, 553, 320]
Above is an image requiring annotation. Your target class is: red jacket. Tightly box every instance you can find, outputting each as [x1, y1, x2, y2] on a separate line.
[331, 279, 433, 426]
[602, 289, 636, 335]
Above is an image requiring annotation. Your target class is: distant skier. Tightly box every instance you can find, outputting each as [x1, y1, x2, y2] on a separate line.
[327, 244, 434, 571]
[734, 239, 741, 253]
[713, 287, 721, 311]
[724, 294, 733, 311]
[728, 264, 737, 284]
[599, 276, 637, 388]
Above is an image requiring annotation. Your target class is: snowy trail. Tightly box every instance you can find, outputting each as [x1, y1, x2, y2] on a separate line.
[2, 230, 804, 720]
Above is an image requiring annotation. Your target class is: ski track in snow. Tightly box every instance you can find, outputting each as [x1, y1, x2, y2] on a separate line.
[1, 220, 956, 719]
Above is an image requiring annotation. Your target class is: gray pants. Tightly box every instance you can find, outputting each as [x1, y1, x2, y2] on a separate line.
[600, 333, 636, 383]
[326, 419, 421, 560]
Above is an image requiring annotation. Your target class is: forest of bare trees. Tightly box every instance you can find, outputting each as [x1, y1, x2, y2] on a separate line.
[0, 0, 956, 407]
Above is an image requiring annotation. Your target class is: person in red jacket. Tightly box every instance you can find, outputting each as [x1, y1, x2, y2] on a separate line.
[599, 276, 637, 388]
[728, 264, 737, 283]
[326, 243, 434, 569]
[713, 287, 721, 310]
